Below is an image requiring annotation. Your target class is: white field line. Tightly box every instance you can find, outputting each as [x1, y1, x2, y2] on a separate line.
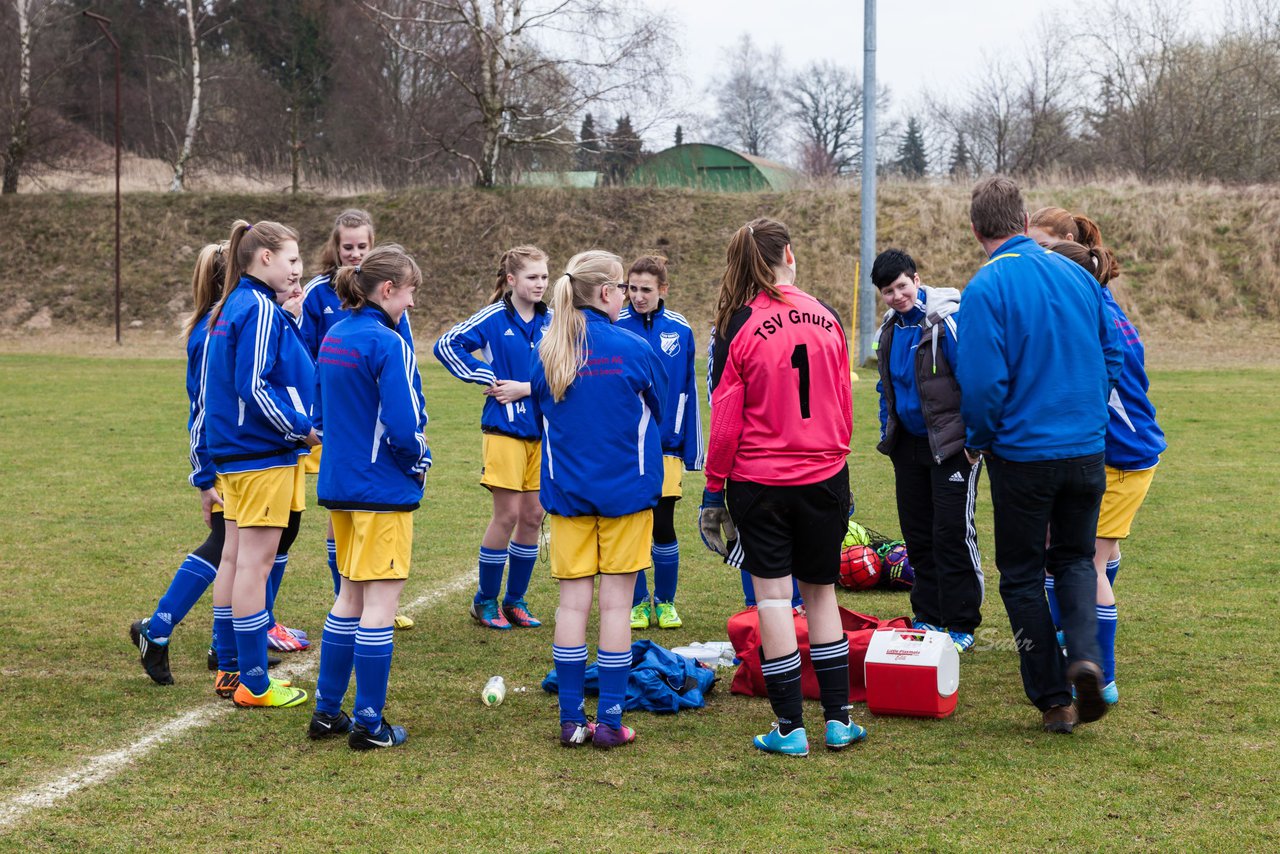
[0, 570, 475, 833]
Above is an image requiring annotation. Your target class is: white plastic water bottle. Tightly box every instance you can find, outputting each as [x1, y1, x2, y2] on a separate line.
[482, 675, 506, 706]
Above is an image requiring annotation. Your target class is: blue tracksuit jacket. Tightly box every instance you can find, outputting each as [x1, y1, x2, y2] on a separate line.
[316, 304, 431, 511]
[433, 295, 550, 439]
[955, 235, 1123, 462]
[616, 301, 704, 470]
[530, 308, 667, 518]
[301, 272, 413, 359]
[202, 276, 316, 473]
[186, 312, 216, 489]
[876, 287, 961, 440]
[1101, 288, 1166, 469]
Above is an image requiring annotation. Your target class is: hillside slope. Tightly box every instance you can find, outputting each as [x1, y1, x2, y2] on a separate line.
[3, 183, 1277, 361]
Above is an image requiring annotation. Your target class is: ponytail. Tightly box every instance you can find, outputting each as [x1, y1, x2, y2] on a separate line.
[183, 241, 228, 342]
[207, 219, 299, 328]
[538, 250, 621, 401]
[714, 218, 789, 334]
[333, 243, 422, 312]
[1047, 239, 1117, 286]
[1031, 207, 1121, 281]
[488, 244, 549, 305]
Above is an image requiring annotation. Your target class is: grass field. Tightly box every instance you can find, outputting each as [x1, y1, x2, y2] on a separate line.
[1, 354, 1277, 851]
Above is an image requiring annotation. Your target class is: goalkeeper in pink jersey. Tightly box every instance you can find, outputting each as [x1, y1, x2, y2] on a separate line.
[699, 218, 866, 757]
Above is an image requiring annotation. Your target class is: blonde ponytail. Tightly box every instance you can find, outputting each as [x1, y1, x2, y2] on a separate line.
[538, 250, 621, 401]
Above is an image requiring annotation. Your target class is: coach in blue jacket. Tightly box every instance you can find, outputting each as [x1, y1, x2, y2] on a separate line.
[955, 176, 1122, 735]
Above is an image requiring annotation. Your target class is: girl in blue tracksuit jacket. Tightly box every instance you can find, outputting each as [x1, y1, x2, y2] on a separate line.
[532, 250, 666, 750]
[300, 210, 414, 619]
[202, 219, 316, 711]
[433, 246, 551, 631]
[616, 255, 703, 630]
[1035, 225, 1166, 707]
[311, 244, 430, 751]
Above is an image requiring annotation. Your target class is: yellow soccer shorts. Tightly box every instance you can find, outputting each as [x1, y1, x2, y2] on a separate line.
[330, 510, 413, 582]
[662, 455, 684, 500]
[219, 464, 301, 528]
[480, 433, 541, 492]
[549, 510, 654, 580]
[301, 443, 322, 475]
[1096, 464, 1157, 540]
[210, 475, 226, 517]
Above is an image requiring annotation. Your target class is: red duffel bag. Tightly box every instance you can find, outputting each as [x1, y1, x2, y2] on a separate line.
[727, 606, 912, 702]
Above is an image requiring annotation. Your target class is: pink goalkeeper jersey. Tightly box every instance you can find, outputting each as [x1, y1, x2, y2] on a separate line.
[705, 283, 852, 491]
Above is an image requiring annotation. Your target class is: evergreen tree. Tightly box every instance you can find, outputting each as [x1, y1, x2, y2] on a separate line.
[949, 133, 971, 178]
[577, 113, 601, 171]
[674, 124, 683, 146]
[895, 116, 928, 178]
[604, 114, 643, 185]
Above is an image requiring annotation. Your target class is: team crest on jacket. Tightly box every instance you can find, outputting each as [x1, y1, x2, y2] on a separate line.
[660, 331, 680, 356]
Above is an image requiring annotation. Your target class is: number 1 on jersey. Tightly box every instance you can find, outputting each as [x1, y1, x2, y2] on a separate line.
[790, 344, 811, 419]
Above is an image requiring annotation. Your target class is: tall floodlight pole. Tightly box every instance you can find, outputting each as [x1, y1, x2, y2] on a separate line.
[858, 0, 877, 365]
[84, 11, 121, 345]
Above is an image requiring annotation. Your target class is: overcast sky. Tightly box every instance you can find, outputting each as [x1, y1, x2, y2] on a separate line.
[638, 0, 1226, 150]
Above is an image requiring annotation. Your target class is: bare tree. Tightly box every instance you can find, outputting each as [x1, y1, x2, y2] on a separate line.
[169, 0, 202, 191]
[365, 0, 676, 187]
[2, 0, 33, 193]
[709, 34, 784, 158]
[787, 60, 862, 175]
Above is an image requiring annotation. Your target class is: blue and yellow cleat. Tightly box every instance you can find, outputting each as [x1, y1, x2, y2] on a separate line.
[752, 723, 809, 757]
[824, 719, 868, 751]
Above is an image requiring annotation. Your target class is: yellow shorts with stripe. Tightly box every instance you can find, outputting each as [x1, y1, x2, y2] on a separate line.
[1096, 464, 1157, 539]
[330, 510, 413, 582]
[219, 460, 306, 528]
[549, 510, 653, 580]
[301, 443, 321, 475]
[662, 456, 684, 499]
[480, 433, 541, 492]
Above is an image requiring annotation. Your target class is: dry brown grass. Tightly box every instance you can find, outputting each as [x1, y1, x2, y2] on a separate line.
[3, 181, 1278, 367]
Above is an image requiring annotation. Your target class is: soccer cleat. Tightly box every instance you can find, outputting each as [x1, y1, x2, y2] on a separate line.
[470, 598, 513, 630]
[214, 670, 240, 699]
[308, 709, 354, 739]
[1042, 704, 1078, 734]
[1067, 660, 1108, 724]
[630, 601, 654, 630]
[130, 619, 174, 685]
[1102, 680, 1119, 705]
[281, 624, 308, 640]
[655, 601, 683, 629]
[233, 677, 308, 708]
[913, 619, 944, 633]
[267, 623, 310, 652]
[208, 647, 281, 671]
[753, 723, 809, 757]
[348, 718, 408, 750]
[501, 599, 542, 628]
[393, 614, 415, 630]
[560, 720, 596, 747]
[825, 719, 868, 750]
[591, 723, 636, 750]
[949, 631, 975, 653]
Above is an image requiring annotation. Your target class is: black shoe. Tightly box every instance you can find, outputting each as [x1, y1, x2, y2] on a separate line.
[348, 718, 408, 750]
[1067, 660, 1108, 724]
[130, 619, 174, 685]
[208, 646, 281, 671]
[1042, 704, 1077, 734]
[309, 709, 354, 739]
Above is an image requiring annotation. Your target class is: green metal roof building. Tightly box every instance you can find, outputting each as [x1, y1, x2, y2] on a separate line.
[630, 143, 801, 192]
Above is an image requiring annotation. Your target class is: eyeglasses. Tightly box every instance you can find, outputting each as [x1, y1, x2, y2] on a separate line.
[613, 282, 629, 294]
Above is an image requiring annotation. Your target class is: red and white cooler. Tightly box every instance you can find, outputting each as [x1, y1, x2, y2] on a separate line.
[864, 628, 959, 718]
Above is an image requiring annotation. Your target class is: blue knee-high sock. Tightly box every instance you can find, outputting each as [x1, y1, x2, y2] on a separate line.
[596, 647, 632, 730]
[1045, 575, 1062, 630]
[352, 625, 395, 728]
[741, 571, 755, 607]
[315, 613, 360, 716]
[652, 541, 680, 603]
[326, 538, 340, 598]
[476, 546, 507, 603]
[265, 554, 288, 627]
[503, 541, 539, 605]
[1106, 554, 1121, 587]
[1097, 604, 1118, 684]
[233, 609, 271, 694]
[213, 606, 237, 672]
[553, 644, 589, 724]
[149, 553, 218, 640]
[634, 571, 651, 607]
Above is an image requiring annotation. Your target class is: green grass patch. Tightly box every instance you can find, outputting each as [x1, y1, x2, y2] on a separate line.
[0, 356, 1277, 849]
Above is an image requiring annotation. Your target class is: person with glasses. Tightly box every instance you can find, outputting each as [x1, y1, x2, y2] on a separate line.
[530, 251, 667, 749]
